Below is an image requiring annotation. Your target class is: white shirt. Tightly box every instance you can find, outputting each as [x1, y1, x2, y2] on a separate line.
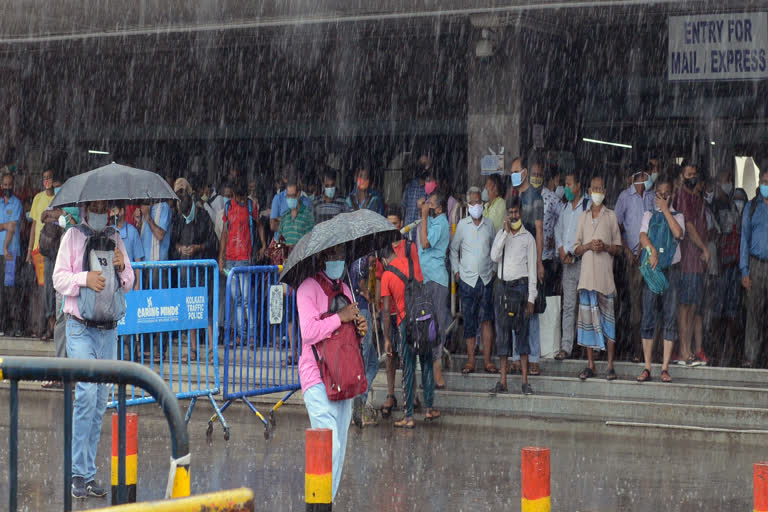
[490, 226, 538, 304]
[555, 196, 591, 256]
[450, 216, 496, 287]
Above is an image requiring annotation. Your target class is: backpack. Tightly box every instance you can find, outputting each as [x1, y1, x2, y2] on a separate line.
[310, 272, 367, 401]
[647, 210, 679, 270]
[386, 242, 437, 356]
[39, 221, 64, 260]
[75, 224, 127, 324]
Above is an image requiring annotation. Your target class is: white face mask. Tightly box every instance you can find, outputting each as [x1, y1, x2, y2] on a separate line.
[590, 192, 605, 206]
[735, 200, 746, 214]
[721, 183, 733, 195]
[555, 185, 565, 199]
[88, 212, 108, 233]
[468, 203, 484, 219]
[704, 191, 714, 204]
[481, 188, 489, 202]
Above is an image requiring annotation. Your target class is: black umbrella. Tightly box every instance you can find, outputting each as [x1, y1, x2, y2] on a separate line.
[278, 209, 400, 289]
[50, 162, 177, 208]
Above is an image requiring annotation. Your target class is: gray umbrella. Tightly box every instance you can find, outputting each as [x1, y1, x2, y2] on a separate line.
[50, 162, 177, 208]
[278, 209, 400, 288]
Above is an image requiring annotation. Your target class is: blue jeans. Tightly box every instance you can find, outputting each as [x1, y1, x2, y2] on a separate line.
[66, 317, 117, 480]
[226, 260, 254, 338]
[359, 308, 379, 405]
[303, 384, 353, 501]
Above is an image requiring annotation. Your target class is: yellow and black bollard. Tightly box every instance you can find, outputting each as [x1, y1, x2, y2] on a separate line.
[111, 412, 138, 504]
[305, 428, 332, 511]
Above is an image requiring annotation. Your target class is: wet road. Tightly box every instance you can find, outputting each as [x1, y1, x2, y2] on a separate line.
[0, 390, 762, 511]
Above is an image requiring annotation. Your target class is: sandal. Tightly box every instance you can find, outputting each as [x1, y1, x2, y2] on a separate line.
[554, 350, 568, 361]
[636, 368, 652, 382]
[528, 363, 541, 376]
[461, 363, 475, 375]
[484, 363, 499, 374]
[578, 367, 595, 381]
[425, 409, 441, 421]
[660, 369, 673, 383]
[508, 361, 521, 374]
[394, 416, 415, 429]
[606, 368, 617, 381]
[381, 394, 397, 419]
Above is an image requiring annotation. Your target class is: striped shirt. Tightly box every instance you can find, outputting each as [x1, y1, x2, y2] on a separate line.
[278, 204, 314, 245]
[312, 197, 348, 224]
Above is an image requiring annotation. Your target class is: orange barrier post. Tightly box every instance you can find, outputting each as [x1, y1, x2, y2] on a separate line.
[305, 428, 332, 512]
[112, 413, 138, 504]
[755, 462, 768, 512]
[521, 447, 551, 512]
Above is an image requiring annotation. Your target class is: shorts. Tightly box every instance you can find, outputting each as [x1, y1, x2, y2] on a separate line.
[641, 268, 679, 341]
[458, 278, 494, 338]
[494, 279, 530, 357]
[678, 271, 703, 307]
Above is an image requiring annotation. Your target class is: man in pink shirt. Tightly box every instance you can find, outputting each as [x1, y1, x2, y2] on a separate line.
[297, 244, 366, 502]
[53, 200, 134, 500]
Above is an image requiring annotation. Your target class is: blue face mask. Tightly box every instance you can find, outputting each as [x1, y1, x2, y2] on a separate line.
[761, 184, 768, 199]
[286, 197, 298, 210]
[324, 260, 345, 280]
[324, 187, 336, 199]
[510, 172, 523, 187]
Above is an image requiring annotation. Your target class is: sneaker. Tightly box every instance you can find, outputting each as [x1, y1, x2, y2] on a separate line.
[13, 330, 23, 337]
[71, 476, 87, 499]
[86, 480, 108, 497]
[694, 351, 709, 367]
[521, 383, 534, 395]
[352, 396, 363, 429]
[676, 358, 689, 366]
[362, 405, 379, 427]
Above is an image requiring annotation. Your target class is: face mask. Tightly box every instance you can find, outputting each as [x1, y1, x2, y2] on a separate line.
[510, 172, 523, 187]
[735, 200, 746, 214]
[529, 176, 544, 188]
[704, 191, 714, 204]
[180, 196, 193, 216]
[324, 260, 345, 280]
[43, 178, 53, 190]
[356, 178, 369, 190]
[324, 187, 336, 199]
[2, 188, 11, 198]
[761, 184, 768, 199]
[307, 194, 316, 202]
[88, 212, 108, 233]
[555, 185, 565, 199]
[424, 181, 437, 195]
[201, 193, 209, 202]
[286, 197, 298, 210]
[590, 192, 605, 206]
[650, 172, 659, 185]
[721, 183, 733, 195]
[510, 219, 522, 231]
[481, 188, 489, 202]
[564, 186, 575, 202]
[684, 177, 699, 189]
[468, 204, 484, 219]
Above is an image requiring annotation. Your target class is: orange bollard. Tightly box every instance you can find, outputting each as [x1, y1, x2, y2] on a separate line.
[305, 428, 332, 511]
[522, 447, 551, 512]
[755, 463, 768, 512]
[111, 413, 138, 504]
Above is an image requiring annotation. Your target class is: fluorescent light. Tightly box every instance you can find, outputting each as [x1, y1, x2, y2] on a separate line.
[582, 137, 632, 149]
[711, 141, 716, 146]
[88, 149, 109, 155]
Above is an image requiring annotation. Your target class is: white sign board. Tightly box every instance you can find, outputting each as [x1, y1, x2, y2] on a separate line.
[481, 154, 504, 175]
[668, 13, 768, 81]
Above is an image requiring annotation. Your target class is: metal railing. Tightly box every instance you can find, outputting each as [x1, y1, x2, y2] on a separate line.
[0, 356, 191, 512]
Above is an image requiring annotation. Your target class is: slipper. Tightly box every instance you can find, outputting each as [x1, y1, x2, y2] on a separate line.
[606, 368, 617, 381]
[660, 369, 673, 383]
[578, 367, 595, 381]
[528, 363, 541, 376]
[554, 350, 568, 361]
[394, 417, 415, 429]
[636, 368, 652, 382]
[425, 409, 441, 421]
[461, 363, 475, 375]
[484, 364, 499, 374]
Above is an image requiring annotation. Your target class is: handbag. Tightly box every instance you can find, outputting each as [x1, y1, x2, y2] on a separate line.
[498, 246, 528, 331]
[534, 280, 547, 314]
[265, 235, 289, 266]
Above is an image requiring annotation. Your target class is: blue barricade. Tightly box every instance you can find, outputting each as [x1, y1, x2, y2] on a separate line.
[212, 265, 301, 439]
[108, 259, 228, 437]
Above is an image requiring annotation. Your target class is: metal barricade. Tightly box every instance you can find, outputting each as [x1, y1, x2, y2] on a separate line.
[0, 356, 191, 512]
[112, 260, 227, 436]
[210, 265, 301, 440]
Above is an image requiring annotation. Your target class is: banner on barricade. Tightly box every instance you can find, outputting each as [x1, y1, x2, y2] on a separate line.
[118, 287, 208, 334]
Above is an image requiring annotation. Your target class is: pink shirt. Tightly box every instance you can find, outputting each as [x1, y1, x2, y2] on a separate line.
[296, 276, 353, 393]
[53, 226, 135, 320]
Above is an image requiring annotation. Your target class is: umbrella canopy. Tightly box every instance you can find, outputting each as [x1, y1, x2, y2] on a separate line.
[50, 162, 177, 208]
[279, 209, 400, 288]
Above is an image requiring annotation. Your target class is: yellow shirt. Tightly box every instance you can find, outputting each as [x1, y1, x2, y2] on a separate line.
[483, 196, 506, 233]
[30, 191, 54, 250]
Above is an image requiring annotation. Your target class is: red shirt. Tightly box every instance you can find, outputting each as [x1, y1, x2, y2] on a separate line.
[381, 256, 423, 325]
[376, 240, 423, 314]
[223, 199, 259, 262]
[675, 186, 707, 274]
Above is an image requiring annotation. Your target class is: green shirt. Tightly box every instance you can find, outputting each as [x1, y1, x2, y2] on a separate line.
[483, 196, 506, 233]
[278, 204, 314, 245]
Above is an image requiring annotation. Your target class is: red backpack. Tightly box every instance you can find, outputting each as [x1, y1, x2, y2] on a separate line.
[310, 272, 367, 401]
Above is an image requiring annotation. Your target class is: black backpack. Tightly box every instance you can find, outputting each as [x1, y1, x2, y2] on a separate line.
[386, 242, 437, 356]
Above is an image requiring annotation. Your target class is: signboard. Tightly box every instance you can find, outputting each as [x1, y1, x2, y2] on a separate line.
[533, 124, 545, 149]
[269, 285, 284, 325]
[668, 13, 768, 81]
[118, 287, 208, 335]
[481, 154, 505, 175]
